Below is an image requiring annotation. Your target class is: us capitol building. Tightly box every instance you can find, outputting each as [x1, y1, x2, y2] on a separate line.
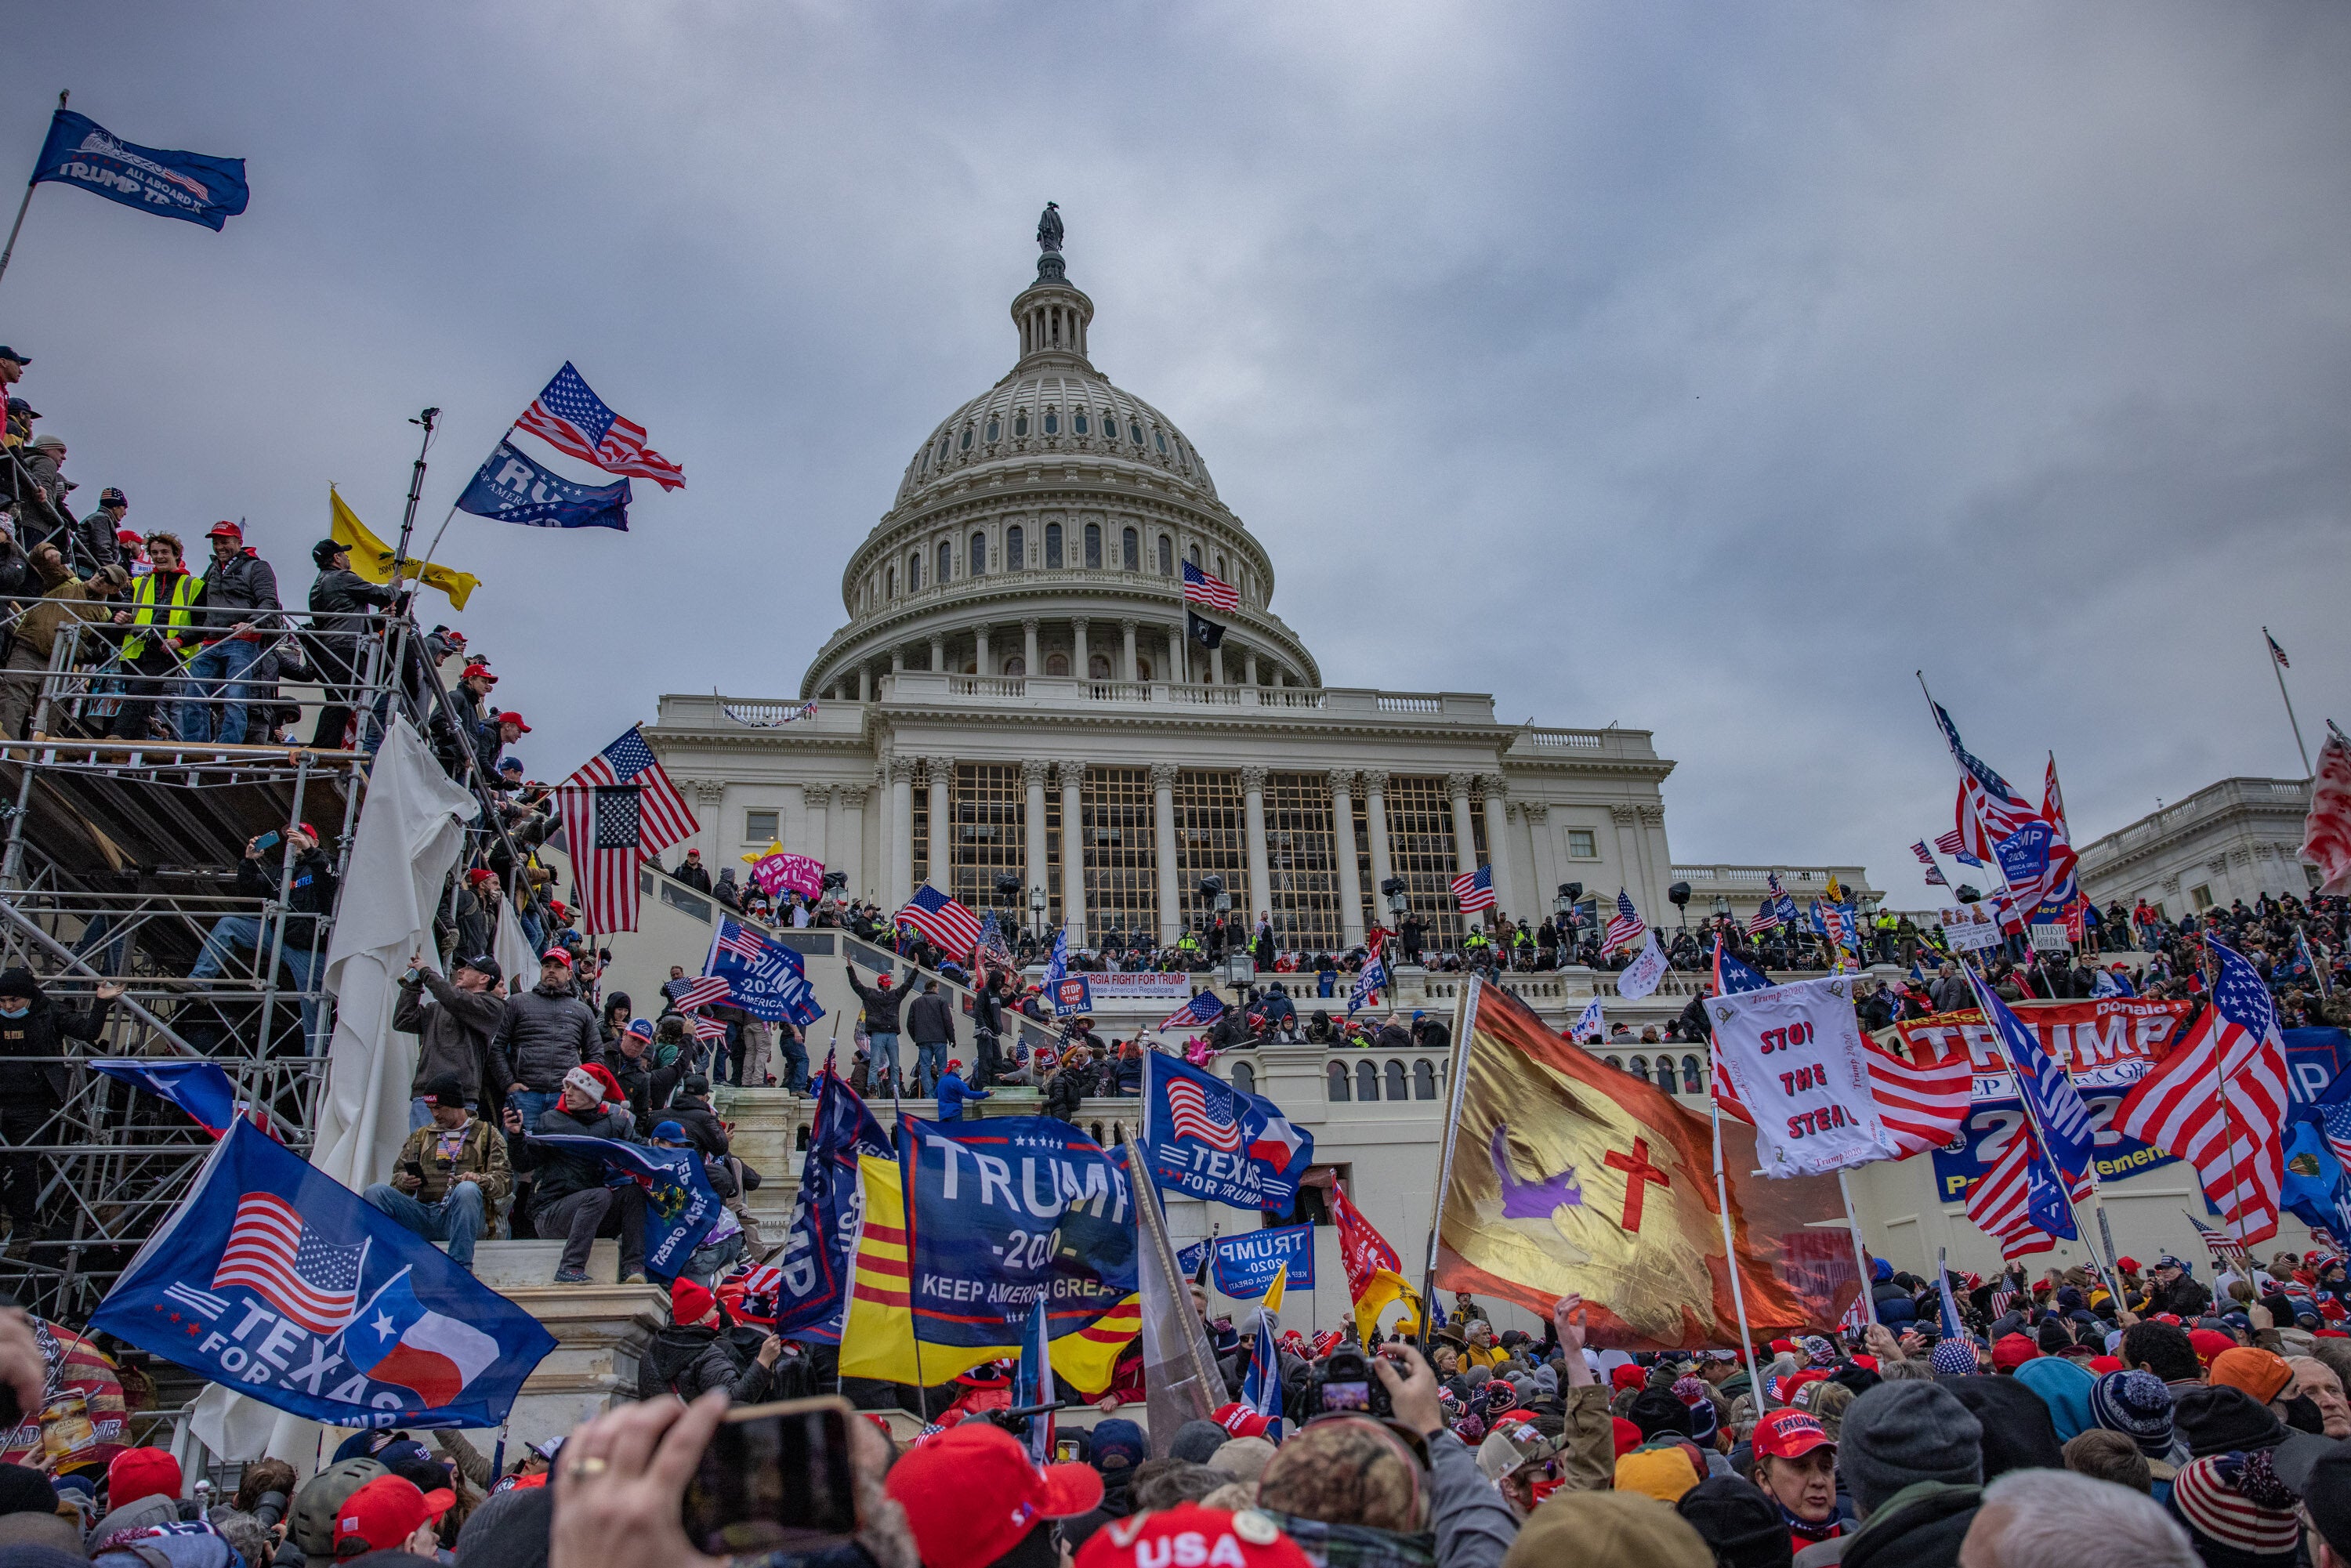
[643, 212, 1871, 958]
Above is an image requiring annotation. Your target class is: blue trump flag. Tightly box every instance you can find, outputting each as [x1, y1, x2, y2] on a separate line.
[773, 1070, 892, 1342]
[32, 110, 248, 231]
[1963, 965, 2100, 1188]
[1142, 1052, 1314, 1214]
[898, 1115, 1136, 1350]
[1208, 1222, 1315, 1298]
[1175, 1238, 1212, 1278]
[528, 1135, 719, 1277]
[90, 1058, 245, 1139]
[706, 918, 823, 1027]
[91, 1121, 552, 1429]
[456, 441, 630, 531]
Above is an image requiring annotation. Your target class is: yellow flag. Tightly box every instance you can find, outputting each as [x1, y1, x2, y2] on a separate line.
[1262, 1262, 1287, 1316]
[330, 487, 481, 610]
[835, 1155, 1141, 1393]
[1824, 873, 1846, 904]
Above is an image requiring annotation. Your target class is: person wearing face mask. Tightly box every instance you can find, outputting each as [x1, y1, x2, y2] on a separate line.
[0, 969, 122, 1255]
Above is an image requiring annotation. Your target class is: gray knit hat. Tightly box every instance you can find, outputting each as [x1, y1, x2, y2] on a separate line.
[1836, 1381, 1985, 1515]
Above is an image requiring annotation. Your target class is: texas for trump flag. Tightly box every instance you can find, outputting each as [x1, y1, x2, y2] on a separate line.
[1143, 1052, 1314, 1213]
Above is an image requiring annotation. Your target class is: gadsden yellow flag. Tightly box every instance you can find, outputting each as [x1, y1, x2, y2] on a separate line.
[330, 487, 480, 610]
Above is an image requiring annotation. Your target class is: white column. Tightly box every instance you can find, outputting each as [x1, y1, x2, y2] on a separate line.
[1244, 650, 1259, 686]
[1241, 766, 1272, 947]
[1152, 762, 1182, 946]
[928, 635, 944, 672]
[778, 782, 806, 855]
[1023, 761, 1050, 928]
[1447, 773, 1480, 878]
[890, 646, 905, 674]
[975, 625, 991, 674]
[1330, 770, 1367, 947]
[925, 756, 953, 890]
[1167, 626, 1183, 685]
[838, 786, 866, 900]
[1023, 617, 1041, 678]
[1523, 803, 1557, 914]
[1209, 644, 1224, 684]
[810, 785, 832, 867]
[1364, 770, 1393, 914]
[1059, 760, 1087, 947]
[857, 665, 871, 701]
[889, 759, 915, 910]
[1483, 774, 1514, 916]
[1072, 617, 1089, 679]
[1609, 806, 1643, 911]
[1120, 619, 1138, 683]
[1641, 806, 1672, 917]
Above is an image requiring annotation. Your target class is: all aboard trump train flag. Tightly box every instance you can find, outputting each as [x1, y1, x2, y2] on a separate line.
[1434, 980, 1861, 1349]
[836, 1117, 1142, 1392]
[92, 1121, 553, 1429]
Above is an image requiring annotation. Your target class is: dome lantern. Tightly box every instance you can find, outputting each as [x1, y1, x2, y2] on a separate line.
[1012, 201, 1094, 371]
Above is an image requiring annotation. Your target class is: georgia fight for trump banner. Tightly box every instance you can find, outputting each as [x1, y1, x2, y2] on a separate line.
[529, 1135, 720, 1277]
[1143, 1052, 1313, 1213]
[92, 1121, 552, 1429]
[771, 1070, 892, 1342]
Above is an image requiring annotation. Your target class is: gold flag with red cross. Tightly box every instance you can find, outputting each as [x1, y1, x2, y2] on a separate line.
[1433, 982, 1861, 1349]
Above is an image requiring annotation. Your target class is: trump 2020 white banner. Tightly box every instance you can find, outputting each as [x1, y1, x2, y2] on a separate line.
[1708, 976, 1893, 1179]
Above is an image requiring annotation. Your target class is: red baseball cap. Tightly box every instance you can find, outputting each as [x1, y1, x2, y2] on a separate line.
[1212, 1402, 1273, 1439]
[334, 1474, 454, 1555]
[886, 1422, 1103, 1568]
[1077, 1505, 1310, 1568]
[205, 520, 241, 541]
[542, 947, 573, 965]
[107, 1447, 180, 1508]
[496, 711, 531, 732]
[1752, 1410, 1835, 1460]
[461, 663, 497, 682]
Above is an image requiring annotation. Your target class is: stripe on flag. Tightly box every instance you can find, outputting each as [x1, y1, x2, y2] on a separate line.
[895, 885, 985, 957]
[1451, 864, 1495, 913]
[1182, 560, 1239, 613]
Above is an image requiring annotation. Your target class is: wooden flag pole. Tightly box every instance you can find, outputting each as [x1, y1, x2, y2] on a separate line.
[1708, 1081, 1766, 1409]
[1417, 974, 1480, 1353]
[1835, 1168, 1878, 1329]
[0, 92, 64, 292]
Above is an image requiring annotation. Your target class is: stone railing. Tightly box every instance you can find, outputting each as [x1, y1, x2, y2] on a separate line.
[866, 671, 1502, 723]
[2075, 777, 2312, 870]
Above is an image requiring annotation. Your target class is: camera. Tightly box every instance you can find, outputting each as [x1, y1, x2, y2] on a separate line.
[252, 1490, 289, 1531]
[1307, 1346, 1391, 1419]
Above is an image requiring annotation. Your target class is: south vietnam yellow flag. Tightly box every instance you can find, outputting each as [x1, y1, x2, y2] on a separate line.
[1433, 982, 1859, 1349]
[330, 487, 480, 610]
[835, 1155, 1140, 1394]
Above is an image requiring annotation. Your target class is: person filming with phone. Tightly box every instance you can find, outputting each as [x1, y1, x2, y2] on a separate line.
[181, 822, 336, 1054]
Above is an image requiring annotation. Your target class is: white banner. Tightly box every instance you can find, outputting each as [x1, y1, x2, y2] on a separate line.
[1938, 904, 2005, 952]
[1615, 932, 1670, 1000]
[1078, 972, 1193, 1001]
[1707, 976, 1894, 1179]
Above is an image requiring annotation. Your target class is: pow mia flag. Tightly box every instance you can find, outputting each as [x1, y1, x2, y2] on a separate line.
[1187, 609, 1226, 650]
[456, 440, 632, 531]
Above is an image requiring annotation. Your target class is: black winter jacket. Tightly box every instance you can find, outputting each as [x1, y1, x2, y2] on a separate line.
[307, 567, 396, 627]
[190, 549, 281, 639]
[241, 847, 338, 944]
[906, 992, 955, 1045]
[668, 1093, 730, 1157]
[846, 970, 905, 1034]
[1045, 1066, 1089, 1122]
[637, 1322, 772, 1405]
[600, 1041, 686, 1131]
[509, 1103, 634, 1210]
[0, 972, 110, 1103]
[489, 982, 600, 1092]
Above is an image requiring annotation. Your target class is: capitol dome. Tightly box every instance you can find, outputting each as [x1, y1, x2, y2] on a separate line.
[802, 217, 1318, 700]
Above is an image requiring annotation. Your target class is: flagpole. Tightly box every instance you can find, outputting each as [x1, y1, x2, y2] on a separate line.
[388, 407, 440, 588]
[1416, 974, 1480, 1353]
[1707, 1082, 1766, 1409]
[2265, 628, 2314, 777]
[0, 92, 67, 292]
[1835, 1169, 1878, 1329]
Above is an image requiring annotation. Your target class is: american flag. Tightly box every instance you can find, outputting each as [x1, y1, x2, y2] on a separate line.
[1451, 864, 1496, 913]
[1157, 991, 1226, 1033]
[675, 975, 732, 1011]
[1988, 1283, 2019, 1317]
[1165, 1077, 1243, 1153]
[896, 885, 984, 958]
[1965, 1129, 2088, 1262]
[2043, 754, 2069, 838]
[1182, 560, 1238, 614]
[2117, 937, 2291, 1244]
[1349, 929, 1387, 1017]
[2268, 630, 2290, 669]
[558, 726, 697, 935]
[712, 919, 770, 964]
[1964, 965, 2099, 1185]
[688, 1013, 730, 1042]
[211, 1193, 366, 1334]
[1746, 907, 1780, 935]
[2320, 1099, 2351, 1177]
[1602, 889, 1646, 954]
[1909, 840, 1951, 889]
[516, 362, 687, 491]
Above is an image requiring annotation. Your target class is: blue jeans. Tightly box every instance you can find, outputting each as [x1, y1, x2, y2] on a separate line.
[509, 1090, 559, 1132]
[363, 1180, 487, 1267]
[178, 638, 266, 746]
[779, 1032, 808, 1092]
[868, 1032, 900, 1090]
[912, 1039, 948, 1094]
[684, 1232, 744, 1286]
[191, 913, 327, 1054]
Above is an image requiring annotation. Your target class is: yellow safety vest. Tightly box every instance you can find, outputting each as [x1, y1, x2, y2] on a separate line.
[121, 570, 198, 663]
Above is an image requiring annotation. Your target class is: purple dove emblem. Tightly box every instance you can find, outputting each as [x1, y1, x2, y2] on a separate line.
[1491, 1124, 1581, 1219]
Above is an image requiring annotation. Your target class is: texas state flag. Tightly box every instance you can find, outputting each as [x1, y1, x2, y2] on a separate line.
[1246, 1114, 1308, 1172]
[342, 1269, 502, 1409]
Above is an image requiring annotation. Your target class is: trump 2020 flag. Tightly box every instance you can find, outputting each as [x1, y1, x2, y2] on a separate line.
[90, 1058, 248, 1139]
[1208, 1222, 1317, 1298]
[32, 109, 248, 230]
[1143, 1052, 1314, 1213]
[456, 441, 631, 531]
[772, 1070, 892, 1342]
[706, 917, 824, 1027]
[529, 1135, 721, 1277]
[91, 1121, 552, 1428]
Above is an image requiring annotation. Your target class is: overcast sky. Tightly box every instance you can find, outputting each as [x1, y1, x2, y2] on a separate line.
[10, 3, 2346, 907]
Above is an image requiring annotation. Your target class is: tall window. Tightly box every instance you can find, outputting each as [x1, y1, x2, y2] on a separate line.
[937, 541, 952, 584]
[1121, 527, 1139, 570]
[907, 550, 922, 592]
[1073, 411, 1089, 436]
[1174, 771, 1250, 938]
[1044, 409, 1059, 435]
[970, 532, 987, 574]
[1266, 773, 1343, 957]
[1084, 523, 1102, 568]
[1187, 543, 1201, 568]
[1006, 523, 1024, 570]
[1385, 775, 1466, 948]
[1045, 523, 1063, 568]
[949, 763, 1024, 916]
[985, 418, 999, 443]
[886, 564, 896, 599]
[1158, 535, 1173, 576]
[1081, 768, 1157, 946]
[1014, 411, 1029, 436]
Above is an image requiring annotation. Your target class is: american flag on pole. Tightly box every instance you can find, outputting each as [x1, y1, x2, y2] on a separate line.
[1157, 991, 1226, 1033]
[1746, 907, 1781, 935]
[1451, 864, 1496, 913]
[1349, 929, 1387, 1018]
[563, 726, 696, 853]
[687, 1014, 730, 1043]
[211, 1193, 367, 1334]
[1182, 560, 1239, 614]
[896, 885, 984, 958]
[516, 362, 687, 491]
[2116, 936, 2292, 1243]
[1964, 1129, 2088, 1262]
[2320, 1099, 2351, 1179]
[2268, 630, 2290, 669]
[1165, 1076, 1244, 1153]
[1911, 840, 1951, 888]
[2186, 1211, 2254, 1275]
[1602, 889, 1646, 954]
[1963, 965, 2099, 1186]
[712, 922, 769, 963]
[674, 976, 731, 1011]
[556, 726, 697, 935]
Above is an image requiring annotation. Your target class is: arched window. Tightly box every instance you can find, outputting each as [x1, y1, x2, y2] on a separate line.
[936, 435, 949, 462]
[907, 550, 922, 592]
[969, 532, 987, 574]
[1327, 1063, 1350, 1102]
[1414, 1059, 1436, 1099]
[886, 565, 896, 599]
[1356, 1060, 1381, 1101]
[1121, 527, 1138, 569]
[1043, 409, 1059, 435]
[1014, 411, 1029, 436]
[1681, 1056, 1702, 1094]
[1074, 411, 1089, 435]
[1084, 523, 1102, 568]
[1089, 653, 1111, 679]
[1216, 553, 1227, 580]
[1045, 523, 1063, 568]
[1004, 656, 1025, 678]
[1154, 430, 1168, 454]
[1605, 1056, 1623, 1071]
[960, 426, 973, 451]
[1187, 543, 1201, 568]
[936, 541, 952, 583]
[985, 418, 999, 443]
[1045, 653, 1069, 676]
[1129, 420, 1144, 444]
[1652, 1060, 1675, 1092]
[1630, 1055, 1649, 1081]
[1158, 535, 1174, 576]
[794, 1125, 811, 1152]
[1230, 1062, 1255, 1097]
[1384, 1060, 1407, 1099]
[1006, 524, 1023, 569]
[918, 448, 929, 474]
[1102, 411, 1117, 438]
